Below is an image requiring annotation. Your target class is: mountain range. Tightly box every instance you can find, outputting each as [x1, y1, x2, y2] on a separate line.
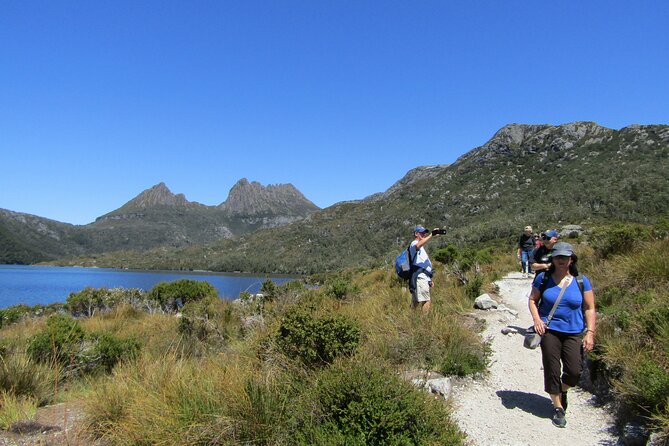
[0, 179, 319, 264]
[2, 121, 668, 273]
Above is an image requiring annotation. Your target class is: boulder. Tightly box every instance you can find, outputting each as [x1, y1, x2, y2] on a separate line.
[474, 294, 498, 310]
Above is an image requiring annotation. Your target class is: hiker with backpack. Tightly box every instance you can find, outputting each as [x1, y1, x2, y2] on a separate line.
[530, 229, 559, 276]
[527, 242, 597, 429]
[406, 226, 442, 313]
[516, 225, 535, 278]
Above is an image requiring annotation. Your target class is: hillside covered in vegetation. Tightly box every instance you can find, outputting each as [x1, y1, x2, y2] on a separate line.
[1, 222, 668, 444]
[59, 122, 669, 274]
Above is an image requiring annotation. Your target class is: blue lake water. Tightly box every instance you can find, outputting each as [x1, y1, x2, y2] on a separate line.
[0, 265, 297, 309]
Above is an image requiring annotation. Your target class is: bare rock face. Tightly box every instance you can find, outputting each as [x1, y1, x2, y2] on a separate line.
[218, 178, 319, 217]
[115, 182, 196, 211]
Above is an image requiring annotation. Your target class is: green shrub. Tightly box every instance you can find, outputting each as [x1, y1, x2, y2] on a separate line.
[324, 278, 360, 300]
[276, 310, 360, 367]
[464, 274, 484, 299]
[294, 360, 465, 445]
[88, 333, 141, 373]
[177, 296, 239, 343]
[591, 224, 653, 259]
[434, 244, 459, 265]
[26, 314, 85, 365]
[434, 244, 494, 272]
[148, 279, 218, 312]
[626, 354, 669, 412]
[260, 279, 278, 301]
[66, 287, 108, 317]
[66, 287, 145, 317]
[0, 305, 31, 329]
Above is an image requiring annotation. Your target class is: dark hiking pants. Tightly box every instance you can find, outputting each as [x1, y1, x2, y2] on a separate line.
[540, 329, 583, 394]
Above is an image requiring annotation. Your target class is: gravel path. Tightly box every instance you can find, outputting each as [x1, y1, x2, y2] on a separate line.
[451, 272, 619, 446]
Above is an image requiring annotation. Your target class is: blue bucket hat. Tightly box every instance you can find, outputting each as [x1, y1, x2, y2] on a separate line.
[414, 226, 430, 234]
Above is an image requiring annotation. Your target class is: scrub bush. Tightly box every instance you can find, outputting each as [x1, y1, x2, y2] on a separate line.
[324, 277, 360, 300]
[276, 310, 360, 367]
[0, 305, 31, 329]
[25, 314, 140, 375]
[590, 223, 653, 259]
[66, 287, 144, 317]
[87, 332, 141, 373]
[293, 360, 465, 445]
[148, 279, 218, 312]
[177, 296, 240, 343]
[26, 314, 85, 365]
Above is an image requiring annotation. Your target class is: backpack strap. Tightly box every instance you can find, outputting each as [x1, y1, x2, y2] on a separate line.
[539, 273, 585, 299]
[575, 274, 584, 297]
[538, 272, 551, 296]
[408, 243, 419, 268]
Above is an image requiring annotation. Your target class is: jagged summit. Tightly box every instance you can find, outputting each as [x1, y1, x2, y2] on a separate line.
[118, 182, 194, 210]
[218, 178, 319, 216]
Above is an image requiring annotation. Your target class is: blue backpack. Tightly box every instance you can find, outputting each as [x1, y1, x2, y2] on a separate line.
[395, 245, 417, 280]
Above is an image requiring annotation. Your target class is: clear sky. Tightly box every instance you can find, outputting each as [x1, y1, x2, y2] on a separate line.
[1, 1, 668, 225]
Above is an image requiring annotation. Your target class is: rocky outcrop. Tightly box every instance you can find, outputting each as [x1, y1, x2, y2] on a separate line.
[117, 182, 194, 209]
[218, 178, 319, 216]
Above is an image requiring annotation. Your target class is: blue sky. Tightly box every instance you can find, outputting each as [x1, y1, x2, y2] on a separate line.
[1, 1, 668, 225]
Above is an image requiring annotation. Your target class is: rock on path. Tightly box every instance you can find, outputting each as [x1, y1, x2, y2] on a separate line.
[451, 272, 618, 446]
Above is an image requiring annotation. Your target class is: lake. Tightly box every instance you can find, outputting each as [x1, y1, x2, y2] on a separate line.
[0, 265, 298, 309]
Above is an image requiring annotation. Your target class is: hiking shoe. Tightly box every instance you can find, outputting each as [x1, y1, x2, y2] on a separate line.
[561, 391, 568, 412]
[552, 408, 566, 428]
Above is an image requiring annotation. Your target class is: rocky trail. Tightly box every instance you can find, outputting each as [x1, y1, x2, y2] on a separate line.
[451, 272, 618, 446]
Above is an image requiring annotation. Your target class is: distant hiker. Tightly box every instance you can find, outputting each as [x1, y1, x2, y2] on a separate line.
[533, 233, 542, 249]
[527, 242, 596, 428]
[517, 225, 535, 278]
[409, 226, 443, 313]
[530, 229, 558, 276]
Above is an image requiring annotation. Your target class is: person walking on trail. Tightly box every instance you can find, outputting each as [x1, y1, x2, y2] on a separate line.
[533, 233, 542, 249]
[527, 242, 597, 429]
[409, 226, 443, 313]
[517, 225, 535, 278]
[530, 229, 559, 276]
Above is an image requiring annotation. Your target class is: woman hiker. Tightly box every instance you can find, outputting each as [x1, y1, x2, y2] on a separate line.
[527, 242, 596, 428]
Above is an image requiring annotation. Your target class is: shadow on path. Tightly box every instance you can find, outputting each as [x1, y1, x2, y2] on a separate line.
[496, 390, 553, 419]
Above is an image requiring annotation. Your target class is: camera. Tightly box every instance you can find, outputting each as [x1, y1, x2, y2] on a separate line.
[432, 229, 447, 235]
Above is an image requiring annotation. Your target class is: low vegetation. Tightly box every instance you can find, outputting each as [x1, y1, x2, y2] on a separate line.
[1, 222, 668, 443]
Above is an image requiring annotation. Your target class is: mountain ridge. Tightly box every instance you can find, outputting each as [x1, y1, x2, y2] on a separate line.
[3, 121, 668, 272]
[0, 179, 320, 264]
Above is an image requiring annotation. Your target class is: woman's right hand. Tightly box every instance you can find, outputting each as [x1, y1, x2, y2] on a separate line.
[534, 319, 547, 335]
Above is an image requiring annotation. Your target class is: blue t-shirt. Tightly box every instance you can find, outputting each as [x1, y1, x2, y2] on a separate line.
[532, 272, 592, 334]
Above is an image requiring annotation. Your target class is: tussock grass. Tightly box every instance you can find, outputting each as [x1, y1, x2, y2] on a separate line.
[0, 352, 58, 406]
[585, 234, 669, 438]
[0, 390, 38, 430]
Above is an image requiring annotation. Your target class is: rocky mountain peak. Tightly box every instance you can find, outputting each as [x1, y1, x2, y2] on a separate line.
[121, 182, 191, 209]
[218, 178, 319, 216]
[457, 121, 612, 164]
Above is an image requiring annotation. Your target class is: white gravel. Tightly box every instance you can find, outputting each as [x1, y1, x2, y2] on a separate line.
[450, 272, 619, 446]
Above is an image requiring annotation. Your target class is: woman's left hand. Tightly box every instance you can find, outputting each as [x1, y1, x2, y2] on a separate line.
[583, 331, 595, 352]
